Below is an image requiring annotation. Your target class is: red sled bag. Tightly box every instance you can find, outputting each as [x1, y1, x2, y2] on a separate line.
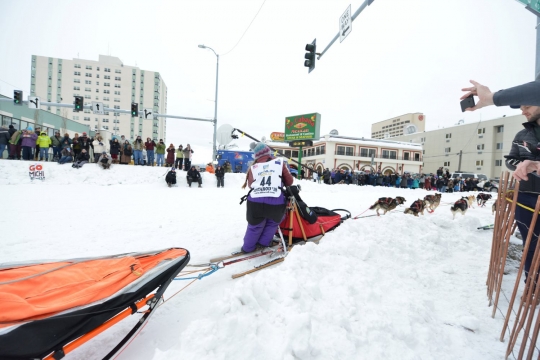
[279, 207, 350, 242]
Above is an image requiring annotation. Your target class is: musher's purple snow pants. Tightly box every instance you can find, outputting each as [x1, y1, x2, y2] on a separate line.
[242, 218, 279, 253]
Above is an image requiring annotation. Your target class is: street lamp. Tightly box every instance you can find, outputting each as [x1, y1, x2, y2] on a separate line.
[198, 44, 219, 161]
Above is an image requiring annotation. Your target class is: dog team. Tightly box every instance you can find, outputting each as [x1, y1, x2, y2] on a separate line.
[369, 192, 494, 219]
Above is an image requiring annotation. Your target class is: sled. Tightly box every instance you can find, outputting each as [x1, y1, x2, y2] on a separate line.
[0, 248, 190, 360]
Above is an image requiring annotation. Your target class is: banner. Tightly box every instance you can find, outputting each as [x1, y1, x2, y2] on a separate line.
[29, 164, 45, 181]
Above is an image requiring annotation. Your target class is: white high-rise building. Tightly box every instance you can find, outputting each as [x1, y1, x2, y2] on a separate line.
[30, 55, 167, 141]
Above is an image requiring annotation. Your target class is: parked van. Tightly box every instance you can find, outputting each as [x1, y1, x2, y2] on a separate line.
[450, 172, 488, 181]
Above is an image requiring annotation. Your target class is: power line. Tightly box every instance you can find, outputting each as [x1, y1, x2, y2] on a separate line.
[221, 0, 267, 56]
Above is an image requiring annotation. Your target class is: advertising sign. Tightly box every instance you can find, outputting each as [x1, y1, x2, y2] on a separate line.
[29, 164, 45, 181]
[284, 113, 321, 141]
[270, 132, 285, 142]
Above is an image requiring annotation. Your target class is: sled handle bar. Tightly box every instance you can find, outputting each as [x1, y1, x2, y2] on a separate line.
[331, 209, 351, 221]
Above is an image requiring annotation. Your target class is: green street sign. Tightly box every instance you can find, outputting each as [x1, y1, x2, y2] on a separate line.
[517, 0, 540, 13]
[284, 113, 321, 141]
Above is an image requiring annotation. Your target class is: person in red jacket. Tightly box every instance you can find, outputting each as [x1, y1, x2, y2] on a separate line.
[240, 143, 294, 253]
[145, 138, 156, 166]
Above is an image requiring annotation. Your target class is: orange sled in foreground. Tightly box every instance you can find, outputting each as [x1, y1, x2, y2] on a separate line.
[0, 248, 190, 360]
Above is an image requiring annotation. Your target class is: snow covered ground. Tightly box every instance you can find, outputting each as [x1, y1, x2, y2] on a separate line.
[0, 160, 526, 359]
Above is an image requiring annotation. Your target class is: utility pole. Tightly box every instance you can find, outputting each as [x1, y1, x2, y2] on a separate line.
[457, 150, 463, 172]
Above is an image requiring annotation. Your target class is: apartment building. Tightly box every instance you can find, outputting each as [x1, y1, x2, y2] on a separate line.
[267, 134, 423, 174]
[371, 113, 426, 139]
[30, 55, 167, 141]
[391, 114, 525, 179]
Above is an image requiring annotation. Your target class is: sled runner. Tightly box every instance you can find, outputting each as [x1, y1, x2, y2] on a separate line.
[0, 248, 190, 360]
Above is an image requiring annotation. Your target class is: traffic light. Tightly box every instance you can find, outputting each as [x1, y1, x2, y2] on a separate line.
[74, 96, 83, 112]
[131, 103, 138, 117]
[304, 39, 316, 73]
[13, 90, 23, 105]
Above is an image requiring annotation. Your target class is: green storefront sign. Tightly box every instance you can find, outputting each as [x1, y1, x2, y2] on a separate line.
[284, 113, 321, 141]
[517, 0, 540, 12]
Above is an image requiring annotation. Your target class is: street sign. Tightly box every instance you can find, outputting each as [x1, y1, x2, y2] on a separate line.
[92, 102, 104, 115]
[289, 140, 313, 147]
[284, 113, 321, 141]
[516, 0, 540, 13]
[27, 96, 40, 109]
[339, 5, 352, 43]
[143, 108, 153, 119]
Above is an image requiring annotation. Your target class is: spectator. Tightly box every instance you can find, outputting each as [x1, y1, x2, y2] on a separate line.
[21, 127, 38, 161]
[424, 175, 431, 191]
[58, 146, 74, 165]
[145, 138, 156, 166]
[50, 131, 63, 161]
[8, 124, 22, 160]
[132, 136, 144, 165]
[36, 131, 51, 161]
[61, 133, 72, 149]
[110, 138, 121, 164]
[92, 133, 107, 163]
[461, 79, 540, 111]
[72, 149, 90, 169]
[215, 164, 225, 188]
[166, 144, 175, 167]
[317, 168, 323, 184]
[323, 168, 331, 184]
[120, 141, 133, 165]
[72, 133, 80, 158]
[187, 165, 202, 188]
[447, 179, 454, 193]
[78, 132, 91, 153]
[97, 152, 112, 170]
[412, 176, 419, 189]
[33, 127, 41, 161]
[156, 139, 166, 167]
[313, 171, 319, 183]
[0, 125, 9, 159]
[175, 145, 184, 170]
[183, 144, 194, 170]
[165, 167, 177, 187]
[224, 160, 232, 173]
[419, 174, 425, 189]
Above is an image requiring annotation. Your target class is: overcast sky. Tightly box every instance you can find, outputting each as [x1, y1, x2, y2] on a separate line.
[0, 0, 537, 163]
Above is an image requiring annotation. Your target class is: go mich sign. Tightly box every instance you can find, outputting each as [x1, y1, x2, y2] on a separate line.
[29, 164, 45, 181]
[284, 113, 321, 141]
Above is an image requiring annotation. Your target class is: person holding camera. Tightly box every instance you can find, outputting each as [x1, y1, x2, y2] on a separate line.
[58, 145, 74, 165]
[92, 133, 107, 163]
[215, 164, 225, 188]
[183, 144, 193, 171]
[155, 139, 165, 167]
[145, 137, 156, 166]
[175, 145, 184, 170]
[97, 152, 112, 170]
[187, 165, 202, 188]
[132, 136, 144, 165]
[21, 127, 38, 161]
[165, 167, 177, 187]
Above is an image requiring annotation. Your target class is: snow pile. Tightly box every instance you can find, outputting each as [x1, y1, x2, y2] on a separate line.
[0, 161, 514, 360]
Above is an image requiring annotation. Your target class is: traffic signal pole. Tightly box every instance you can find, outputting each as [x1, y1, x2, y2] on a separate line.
[317, 0, 375, 61]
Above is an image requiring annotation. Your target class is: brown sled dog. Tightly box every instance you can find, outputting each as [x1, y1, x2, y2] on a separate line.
[424, 193, 442, 213]
[450, 197, 469, 220]
[369, 196, 407, 216]
[404, 199, 427, 217]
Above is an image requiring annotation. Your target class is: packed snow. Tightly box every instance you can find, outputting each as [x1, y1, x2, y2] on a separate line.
[0, 160, 526, 359]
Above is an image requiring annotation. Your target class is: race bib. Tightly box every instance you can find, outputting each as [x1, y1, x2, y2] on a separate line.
[250, 160, 283, 198]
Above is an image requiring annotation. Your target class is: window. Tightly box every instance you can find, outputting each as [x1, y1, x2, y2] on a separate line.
[360, 148, 376, 157]
[115, 77, 121, 81]
[97, 67, 100, 71]
[74, 64, 81, 68]
[477, 144, 485, 150]
[114, 84, 121, 88]
[320, 145, 325, 154]
[495, 160, 502, 166]
[476, 160, 484, 166]
[403, 152, 410, 160]
[104, 83, 110, 87]
[104, 90, 110, 94]
[114, 112, 120, 116]
[73, 86, 80, 90]
[382, 150, 397, 159]
[102, 119, 109, 122]
[337, 146, 354, 156]
[497, 126, 504, 133]
[103, 126, 109, 130]
[85, 87, 91, 92]
[445, 133, 451, 139]
[114, 98, 121, 102]
[478, 128, 485, 134]
[292, 150, 299, 158]
[420, 137, 425, 142]
[74, 71, 81, 76]
[103, 97, 110, 101]
[96, 89, 99, 93]
[444, 147, 451, 153]
[85, 65, 92, 70]
[85, 80, 91, 84]
[114, 91, 121, 95]
[84, 95, 91, 99]
[414, 153, 420, 161]
[496, 143, 503, 150]
[444, 161, 450, 167]
[84, 109, 91, 114]
[114, 105, 120, 109]
[104, 68, 111, 72]
[73, 116, 79, 120]
[96, 74, 100, 78]
[85, 73, 92, 77]
[104, 75, 110, 79]
[115, 69, 121, 74]
[96, 82, 99, 85]
[84, 117, 90, 121]
[74, 79, 80, 83]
